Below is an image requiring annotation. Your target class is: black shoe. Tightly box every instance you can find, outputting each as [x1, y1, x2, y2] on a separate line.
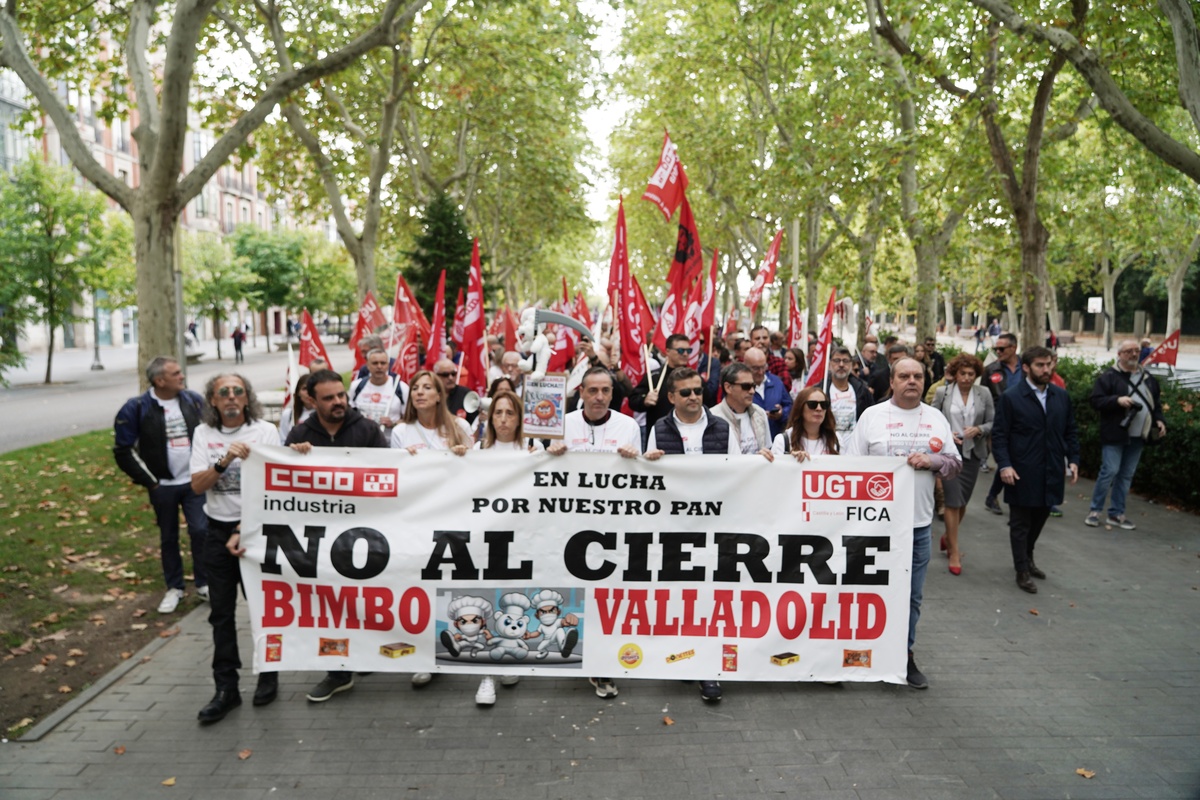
[306, 673, 354, 702]
[699, 680, 723, 701]
[253, 673, 278, 706]
[198, 689, 242, 724]
[1016, 571, 1037, 593]
[1028, 562, 1046, 580]
[906, 653, 928, 690]
[440, 629, 461, 658]
[561, 629, 579, 659]
[985, 496, 1004, 515]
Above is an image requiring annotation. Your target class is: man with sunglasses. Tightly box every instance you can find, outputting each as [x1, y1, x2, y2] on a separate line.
[744, 347, 792, 440]
[982, 333, 1022, 514]
[645, 368, 736, 703]
[114, 357, 210, 615]
[827, 347, 872, 447]
[629, 333, 696, 438]
[434, 357, 479, 425]
[189, 374, 281, 724]
[711, 363, 773, 455]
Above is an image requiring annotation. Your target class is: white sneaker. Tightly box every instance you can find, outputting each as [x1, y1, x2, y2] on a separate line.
[499, 675, 520, 686]
[195, 585, 210, 602]
[475, 676, 496, 705]
[157, 588, 185, 614]
[412, 672, 433, 686]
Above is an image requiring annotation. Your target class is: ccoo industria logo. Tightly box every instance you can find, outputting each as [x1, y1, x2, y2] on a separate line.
[801, 471, 893, 502]
[265, 464, 398, 497]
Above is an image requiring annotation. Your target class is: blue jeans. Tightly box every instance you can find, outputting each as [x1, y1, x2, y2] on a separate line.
[148, 482, 208, 590]
[909, 525, 931, 651]
[1090, 439, 1145, 518]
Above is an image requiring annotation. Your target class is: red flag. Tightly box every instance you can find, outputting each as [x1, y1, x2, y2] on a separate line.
[573, 292, 593, 330]
[787, 285, 804, 349]
[393, 323, 419, 381]
[681, 265, 706, 368]
[1143, 330, 1179, 366]
[392, 274, 432, 347]
[724, 307, 741, 339]
[610, 199, 646, 385]
[546, 278, 578, 373]
[298, 309, 333, 371]
[424, 270, 447, 370]
[451, 287, 466, 351]
[630, 275, 656, 345]
[744, 229, 784, 317]
[653, 196, 703, 352]
[805, 288, 838, 388]
[502, 306, 519, 353]
[459, 239, 489, 393]
[641, 131, 689, 221]
[348, 290, 387, 371]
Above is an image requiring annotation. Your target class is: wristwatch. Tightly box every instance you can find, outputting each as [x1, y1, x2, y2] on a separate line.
[214, 456, 228, 474]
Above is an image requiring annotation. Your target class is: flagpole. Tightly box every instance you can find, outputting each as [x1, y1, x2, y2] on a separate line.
[704, 326, 715, 380]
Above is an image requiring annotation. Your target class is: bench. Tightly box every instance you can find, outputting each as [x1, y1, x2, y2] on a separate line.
[186, 352, 204, 365]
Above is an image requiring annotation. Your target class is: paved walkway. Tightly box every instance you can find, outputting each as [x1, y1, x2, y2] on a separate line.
[2, 476, 1198, 800]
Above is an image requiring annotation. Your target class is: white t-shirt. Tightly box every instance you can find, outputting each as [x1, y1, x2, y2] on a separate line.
[189, 419, 281, 522]
[846, 401, 960, 527]
[829, 384, 859, 448]
[770, 429, 832, 457]
[647, 412, 739, 455]
[728, 409, 760, 454]
[473, 438, 544, 452]
[278, 406, 313, 442]
[351, 376, 407, 427]
[561, 410, 642, 454]
[152, 390, 192, 485]
[390, 418, 473, 451]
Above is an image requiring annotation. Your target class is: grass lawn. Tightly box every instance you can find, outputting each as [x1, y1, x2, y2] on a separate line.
[0, 429, 203, 736]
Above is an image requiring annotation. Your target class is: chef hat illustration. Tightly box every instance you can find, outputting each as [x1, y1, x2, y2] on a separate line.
[530, 589, 565, 610]
[447, 595, 492, 620]
[497, 592, 532, 613]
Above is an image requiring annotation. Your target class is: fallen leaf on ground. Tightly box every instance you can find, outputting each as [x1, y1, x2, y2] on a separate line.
[57, 685, 72, 694]
[120, 651, 133, 660]
[9, 637, 34, 656]
[44, 612, 60, 624]
[1029, 609, 1039, 616]
[52, 584, 69, 593]
[30, 664, 46, 674]
[237, 749, 252, 760]
[160, 627, 180, 638]
[65, 659, 76, 667]
[37, 630, 69, 643]
[162, 777, 176, 786]
[131, 624, 148, 631]
[132, 609, 147, 618]
[7, 717, 33, 732]
[113, 745, 126, 755]
[67, 648, 85, 657]
[41, 654, 57, 665]
[1075, 768, 1095, 779]
[663, 716, 675, 726]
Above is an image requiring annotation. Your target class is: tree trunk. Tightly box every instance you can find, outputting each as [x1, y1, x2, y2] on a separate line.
[1098, 254, 1128, 351]
[941, 290, 954, 335]
[133, 202, 181, 389]
[1165, 232, 1200, 335]
[214, 311, 223, 360]
[1005, 294, 1021, 339]
[1046, 284, 1061, 333]
[1016, 212, 1050, 351]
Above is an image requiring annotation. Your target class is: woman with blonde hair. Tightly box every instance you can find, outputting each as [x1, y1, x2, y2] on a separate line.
[390, 369, 472, 454]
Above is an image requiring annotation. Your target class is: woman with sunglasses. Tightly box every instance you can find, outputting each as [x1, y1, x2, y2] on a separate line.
[770, 386, 840, 461]
[390, 369, 473, 454]
[931, 354, 994, 575]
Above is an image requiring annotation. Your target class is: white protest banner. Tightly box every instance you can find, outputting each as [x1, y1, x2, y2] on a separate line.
[240, 448, 914, 684]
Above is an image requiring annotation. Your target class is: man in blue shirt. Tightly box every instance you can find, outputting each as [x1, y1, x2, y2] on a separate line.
[744, 347, 792, 440]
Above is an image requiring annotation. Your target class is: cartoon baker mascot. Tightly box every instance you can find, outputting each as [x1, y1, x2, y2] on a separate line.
[489, 592, 533, 661]
[441, 595, 493, 658]
[529, 589, 579, 659]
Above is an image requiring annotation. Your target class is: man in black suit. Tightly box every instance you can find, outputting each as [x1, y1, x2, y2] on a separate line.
[991, 346, 1080, 594]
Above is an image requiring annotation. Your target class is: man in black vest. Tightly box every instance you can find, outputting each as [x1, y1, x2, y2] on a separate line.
[644, 368, 736, 703]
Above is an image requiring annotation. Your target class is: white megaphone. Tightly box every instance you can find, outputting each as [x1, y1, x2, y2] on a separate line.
[462, 392, 491, 414]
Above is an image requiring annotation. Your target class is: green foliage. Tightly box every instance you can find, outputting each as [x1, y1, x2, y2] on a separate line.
[229, 225, 303, 317]
[182, 233, 254, 359]
[0, 157, 109, 382]
[401, 193, 474, 311]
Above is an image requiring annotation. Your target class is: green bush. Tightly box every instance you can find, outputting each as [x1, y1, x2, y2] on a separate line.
[1056, 353, 1200, 510]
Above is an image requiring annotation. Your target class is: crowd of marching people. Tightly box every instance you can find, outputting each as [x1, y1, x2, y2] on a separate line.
[113, 320, 1167, 724]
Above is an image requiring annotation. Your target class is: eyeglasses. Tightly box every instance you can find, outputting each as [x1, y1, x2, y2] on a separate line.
[830, 358, 852, 365]
[993, 346, 1010, 352]
[673, 387, 701, 398]
[672, 347, 691, 355]
[804, 399, 830, 411]
[216, 386, 245, 398]
[435, 371, 457, 378]
[726, 382, 755, 392]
